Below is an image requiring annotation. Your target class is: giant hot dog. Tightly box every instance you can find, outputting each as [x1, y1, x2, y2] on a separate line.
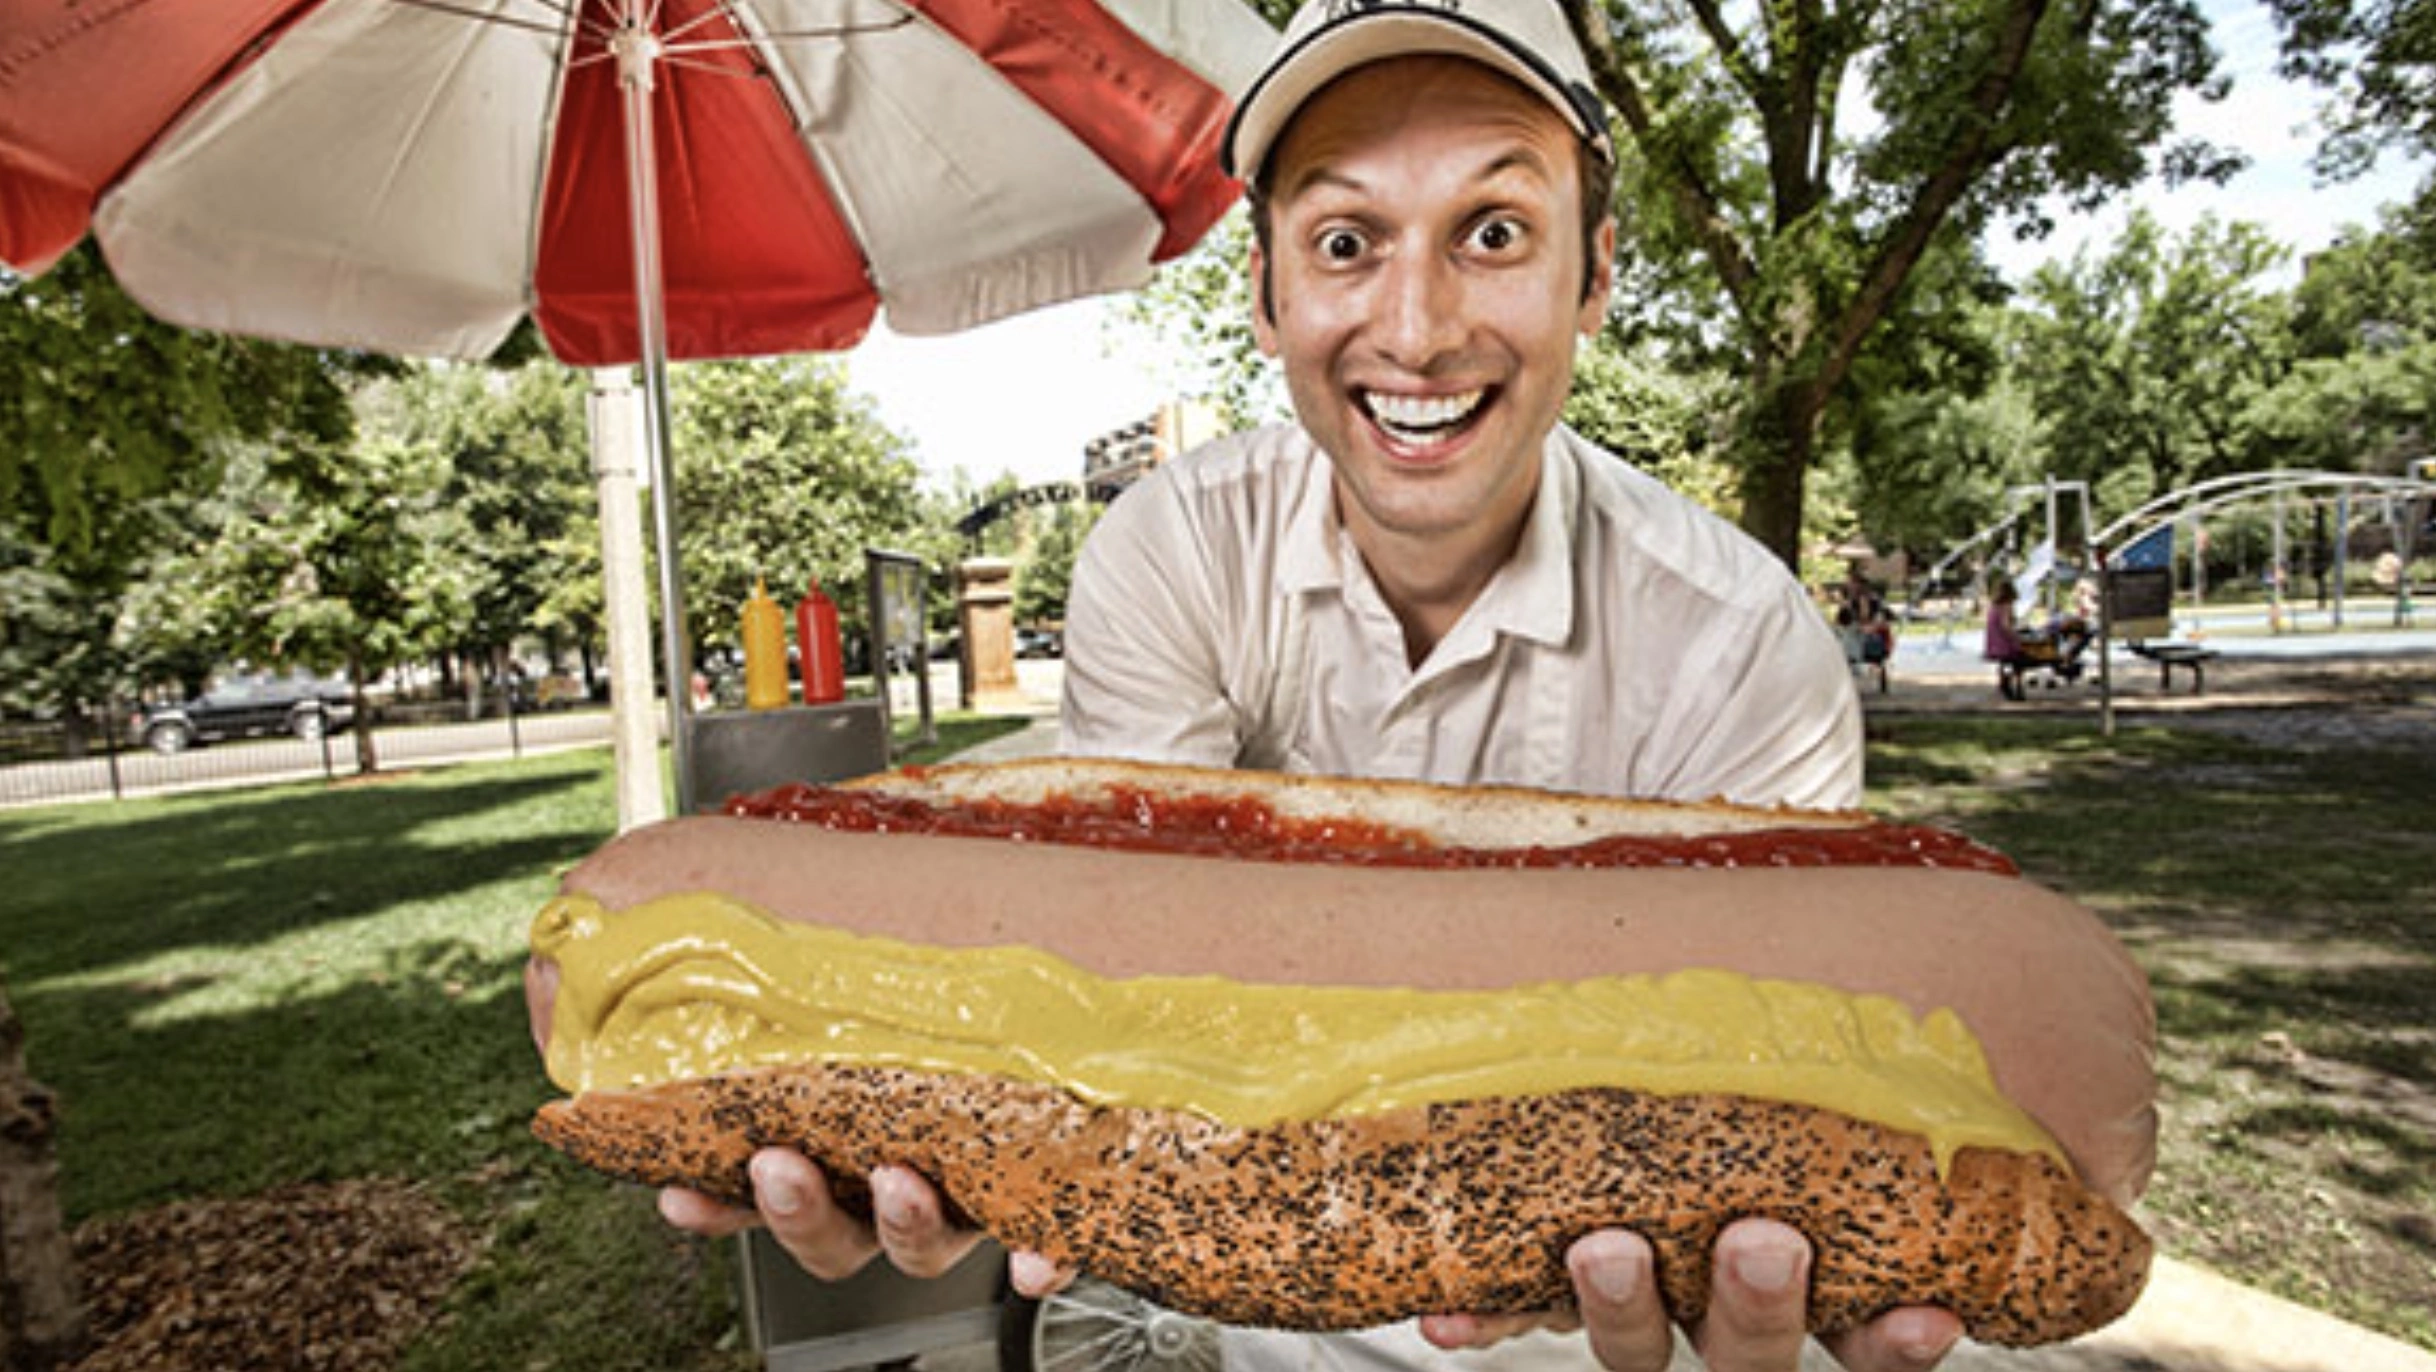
[525, 758, 2157, 1345]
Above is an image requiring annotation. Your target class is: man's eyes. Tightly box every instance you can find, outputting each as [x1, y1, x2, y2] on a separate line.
[1467, 215, 1528, 254]
[1301, 214, 1531, 264]
[1318, 227, 1368, 262]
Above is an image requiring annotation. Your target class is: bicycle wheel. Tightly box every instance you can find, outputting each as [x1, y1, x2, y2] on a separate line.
[999, 1280, 1220, 1372]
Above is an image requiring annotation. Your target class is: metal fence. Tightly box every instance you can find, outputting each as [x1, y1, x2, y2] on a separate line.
[0, 703, 619, 810]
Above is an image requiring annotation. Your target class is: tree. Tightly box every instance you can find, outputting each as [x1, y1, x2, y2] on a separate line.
[2241, 342, 2436, 474]
[119, 431, 479, 771]
[1109, 210, 1286, 431]
[0, 246, 361, 552]
[2015, 212, 2289, 505]
[2286, 215, 2436, 358]
[2269, 0, 2436, 178]
[668, 359, 934, 664]
[1841, 260, 2040, 559]
[0, 247, 365, 732]
[1561, 339, 1742, 514]
[1014, 502, 1101, 627]
[1, 978, 79, 1372]
[361, 363, 595, 688]
[1560, 0, 2234, 563]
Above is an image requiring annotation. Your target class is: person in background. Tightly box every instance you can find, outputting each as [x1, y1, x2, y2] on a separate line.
[1984, 578, 2026, 701]
[664, 4, 1954, 1371]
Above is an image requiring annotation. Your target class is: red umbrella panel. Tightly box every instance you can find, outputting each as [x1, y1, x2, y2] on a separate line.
[0, 0, 1268, 364]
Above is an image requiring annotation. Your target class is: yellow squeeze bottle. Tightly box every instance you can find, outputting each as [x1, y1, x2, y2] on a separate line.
[742, 579, 789, 710]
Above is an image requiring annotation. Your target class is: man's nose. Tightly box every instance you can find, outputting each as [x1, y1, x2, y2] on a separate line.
[1372, 250, 1465, 368]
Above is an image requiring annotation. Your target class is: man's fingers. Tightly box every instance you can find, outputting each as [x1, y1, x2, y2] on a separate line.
[751, 1150, 881, 1281]
[1690, 1218, 1812, 1372]
[1416, 1310, 1577, 1351]
[656, 1186, 760, 1239]
[1569, 1230, 1675, 1372]
[1007, 1250, 1079, 1300]
[1820, 1304, 1961, 1372]
[869, 1165, 985, 1278]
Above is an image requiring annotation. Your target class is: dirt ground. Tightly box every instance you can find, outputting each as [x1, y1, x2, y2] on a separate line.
[65, 1178, 479, 1372]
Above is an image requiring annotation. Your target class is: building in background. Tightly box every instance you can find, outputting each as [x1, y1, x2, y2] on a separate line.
[1082, 399, 1224, 500]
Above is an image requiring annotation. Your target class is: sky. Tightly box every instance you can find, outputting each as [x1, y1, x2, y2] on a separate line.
[844, 2, 2429, 496]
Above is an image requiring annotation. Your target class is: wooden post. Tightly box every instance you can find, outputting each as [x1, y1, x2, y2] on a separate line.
[0, 980, 80, 1371]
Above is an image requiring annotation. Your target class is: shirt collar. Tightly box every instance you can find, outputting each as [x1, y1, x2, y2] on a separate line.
[1482, 431, 1580, 647]
[1273, 427, 1581, 649]
[1277, 440, 1346, 596]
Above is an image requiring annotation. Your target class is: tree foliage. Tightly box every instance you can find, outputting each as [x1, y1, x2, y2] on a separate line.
[1014, 502, 1101, 627]
[358, 364, 596, 675]
[0, 246, 373, 727]
[668, 359, 936, 663]
[1562, 0, 2234, 562]
[0, 245, 368, 552]
[1562, 340, 1742, 513]
[2269, 0, 2436, 177]
[2016, 212, 2289, 500]
[1111, 209, 1286, 431]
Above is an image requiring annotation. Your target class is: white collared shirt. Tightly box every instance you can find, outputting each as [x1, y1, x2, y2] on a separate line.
[1059, 421, 1862, 810]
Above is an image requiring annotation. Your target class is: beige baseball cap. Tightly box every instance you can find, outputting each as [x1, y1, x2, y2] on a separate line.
[1222, 0, 1615, 182]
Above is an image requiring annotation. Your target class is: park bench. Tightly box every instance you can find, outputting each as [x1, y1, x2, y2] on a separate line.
[2127, 639, 2217, 693]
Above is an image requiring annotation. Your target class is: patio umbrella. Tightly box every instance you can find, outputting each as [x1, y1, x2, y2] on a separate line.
[0, 0, 1271, 803]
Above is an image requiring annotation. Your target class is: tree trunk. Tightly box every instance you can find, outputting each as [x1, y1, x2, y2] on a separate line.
[0, 980, 81, 1372]
[348, 648, 379, 776]
[1736, 377, 1826, 569]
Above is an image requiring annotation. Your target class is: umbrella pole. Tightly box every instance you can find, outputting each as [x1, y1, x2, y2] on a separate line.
[614, 16, 697, 814]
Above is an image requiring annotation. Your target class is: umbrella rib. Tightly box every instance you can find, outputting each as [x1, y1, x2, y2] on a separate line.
[382, 0, 581, 38]
[662, 18, 912, 54]
[658, 1, 735, 45]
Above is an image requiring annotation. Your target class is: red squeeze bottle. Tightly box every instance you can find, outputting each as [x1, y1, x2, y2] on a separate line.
[796, 581, 845, 705]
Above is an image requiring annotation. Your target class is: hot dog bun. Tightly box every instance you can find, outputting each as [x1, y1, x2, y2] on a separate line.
[527, 759, 2156, 1344]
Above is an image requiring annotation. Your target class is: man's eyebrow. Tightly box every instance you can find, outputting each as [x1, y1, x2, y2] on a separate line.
[1280, 144, 1559, 205]
[1278, 165, 1369, 204]
[1474, 145, 1559, 185]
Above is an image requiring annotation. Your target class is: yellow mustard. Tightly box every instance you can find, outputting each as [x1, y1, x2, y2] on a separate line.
[532, 892, 2062, 1173]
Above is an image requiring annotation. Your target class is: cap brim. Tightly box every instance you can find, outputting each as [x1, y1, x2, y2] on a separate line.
[1223, 12, 1603, 180]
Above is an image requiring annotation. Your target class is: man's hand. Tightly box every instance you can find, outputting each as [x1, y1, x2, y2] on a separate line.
[657, 1149, 1075, 1297]
[1419, 1219, 1961, 1372]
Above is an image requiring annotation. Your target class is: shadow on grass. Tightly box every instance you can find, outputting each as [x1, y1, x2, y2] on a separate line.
[1868, 715, 2436, 1168]
[1866, 717, 2435, 958]
[24, 941, 550, 1220]
[0, 751, 615, 985]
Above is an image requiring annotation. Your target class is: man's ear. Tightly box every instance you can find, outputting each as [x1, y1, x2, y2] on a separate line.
[1249, 239, 1280, 358]
[1579, 216, 1617, 336]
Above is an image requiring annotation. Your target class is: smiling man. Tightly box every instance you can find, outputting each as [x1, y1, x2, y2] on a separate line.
[1060, 0, 1861, 813]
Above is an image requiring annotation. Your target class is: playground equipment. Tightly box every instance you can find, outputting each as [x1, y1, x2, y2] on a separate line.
[1910, 467, 2436, 733]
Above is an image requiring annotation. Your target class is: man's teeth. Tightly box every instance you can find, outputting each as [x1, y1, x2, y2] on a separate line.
[1366, 389, 1484, 440]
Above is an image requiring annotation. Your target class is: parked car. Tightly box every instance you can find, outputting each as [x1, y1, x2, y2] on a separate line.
[133, 673, 354, 754]
[1015, 627, 1063, 659]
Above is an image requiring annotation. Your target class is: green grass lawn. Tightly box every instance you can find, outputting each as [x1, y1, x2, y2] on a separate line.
[1865, 716, 2435, 1349]
[0, 714, 1027, 1372]
[2, 708, 2427, 1361]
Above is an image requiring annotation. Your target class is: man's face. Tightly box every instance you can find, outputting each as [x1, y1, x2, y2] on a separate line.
[1251, 56, 1613, 553]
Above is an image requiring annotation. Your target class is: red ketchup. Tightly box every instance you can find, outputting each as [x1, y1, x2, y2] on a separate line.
[725, 778, 2018, 875]
[795, 582, 845, 705]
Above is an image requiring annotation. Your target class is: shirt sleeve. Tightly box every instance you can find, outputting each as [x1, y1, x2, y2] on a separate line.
[1668, 583, 1866, 811]
[1058, 484, 1245, 768]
